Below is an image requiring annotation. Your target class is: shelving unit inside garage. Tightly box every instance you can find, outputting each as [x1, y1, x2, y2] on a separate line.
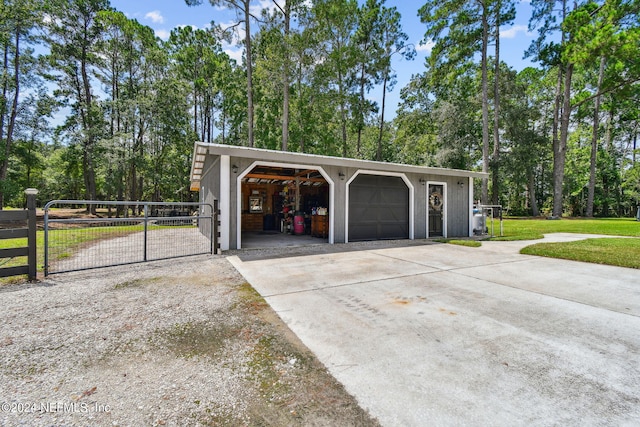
[240, 166, 329, 237]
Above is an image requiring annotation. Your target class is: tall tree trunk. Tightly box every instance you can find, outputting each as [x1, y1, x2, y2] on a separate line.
[356, 62, 366, 157]
[527, 170, 539, 217]
[491, 3, 501, 206]
[81, 35, 97, 213]
[193, 86, 198, 137]
[339, 67, 347, 158]
[109, 59, 115, 138]
[604, 108, 614, 152]
[549, 66, 563, 217]
[551, 0, 570, 219]
[0, 43, 11, 210]
[0, 29, 20, 210]
[552, 62, 573, 218]
[222, 105, 226, 144]
[244, 1, 254, 147]
[295, 69, 304, 153]
[480, 6, 490, 205]
[633, 128, 637, 165]
[115, 74, 120, 132]
[586, 56, 606, 217]
[281, 0, 290, 151]
[376, 74, 388, 162]
[0, 43, 8, 153]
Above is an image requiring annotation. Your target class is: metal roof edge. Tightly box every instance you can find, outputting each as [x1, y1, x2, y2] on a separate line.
[191, 142, 489, 180]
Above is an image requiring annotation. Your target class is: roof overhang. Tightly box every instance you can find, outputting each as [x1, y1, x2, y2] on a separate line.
[190, 142, 488, 189]
[190, 142, 208, 190]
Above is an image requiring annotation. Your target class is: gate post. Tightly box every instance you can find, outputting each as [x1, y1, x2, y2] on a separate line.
[143, 203, 148, 261]
[25, 188, 38, 281]
[213, 200, 219, 255]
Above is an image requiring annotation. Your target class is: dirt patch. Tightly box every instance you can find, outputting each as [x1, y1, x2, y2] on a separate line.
[0, 256, 379, 426]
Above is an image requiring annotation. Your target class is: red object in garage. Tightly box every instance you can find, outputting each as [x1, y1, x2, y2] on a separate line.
[294, 212, 305, 235]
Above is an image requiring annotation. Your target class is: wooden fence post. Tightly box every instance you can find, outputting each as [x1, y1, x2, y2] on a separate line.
[25, 188, 38, 281]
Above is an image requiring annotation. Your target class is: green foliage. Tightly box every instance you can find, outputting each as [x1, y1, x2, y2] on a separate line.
[0, 0, 44, 208]
[0, 0, 638, 220]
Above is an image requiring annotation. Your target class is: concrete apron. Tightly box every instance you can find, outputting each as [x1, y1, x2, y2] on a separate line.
[228, 234, 640, 426]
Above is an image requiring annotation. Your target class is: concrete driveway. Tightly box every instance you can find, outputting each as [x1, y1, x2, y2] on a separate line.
[228, 234, 640, 426]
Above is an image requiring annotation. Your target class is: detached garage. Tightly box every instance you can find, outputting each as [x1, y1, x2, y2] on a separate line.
[190, 142, 487, 251]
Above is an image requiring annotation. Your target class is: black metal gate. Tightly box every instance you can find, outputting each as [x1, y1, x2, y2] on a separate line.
[44, 200, 218, 275]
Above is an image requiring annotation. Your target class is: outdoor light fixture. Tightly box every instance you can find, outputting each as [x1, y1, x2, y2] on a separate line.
[457, 181, 464, 188]
[419, 178, 426, 185]
[232, 165, 238, 174]
[339, 172, 345, 180]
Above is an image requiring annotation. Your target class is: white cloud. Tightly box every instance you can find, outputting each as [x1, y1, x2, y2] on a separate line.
[500, 24, 533, 39]
[225, 48, 244, 64]
[155, 29, 171, 40]
[417, 39, 435, 54]
[249, 0, 282, 18]
[145, 10, 164, 24]
[222, 39, 244, 64]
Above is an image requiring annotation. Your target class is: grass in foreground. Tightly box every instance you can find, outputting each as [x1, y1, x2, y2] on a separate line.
[491, 217, 640, 241]
[492, 217, 640, 268]
[1, 223, 197, 269]
[521, 238, 640, 269]
[435, 238, 482, 248]
[0, 224, 154, 283]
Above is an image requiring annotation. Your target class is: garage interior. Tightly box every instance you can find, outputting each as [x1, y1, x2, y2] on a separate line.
[240, 165, 330, 248]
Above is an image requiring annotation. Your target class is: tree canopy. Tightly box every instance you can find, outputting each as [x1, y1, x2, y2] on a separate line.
[0, 0, 638, 218]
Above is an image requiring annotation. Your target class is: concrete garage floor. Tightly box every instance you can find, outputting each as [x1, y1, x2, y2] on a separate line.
[241, 231, 328, 249]
[228, 234, 640, 426]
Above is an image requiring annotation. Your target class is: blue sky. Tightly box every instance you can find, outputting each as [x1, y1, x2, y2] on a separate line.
[111, 0, 538, 119]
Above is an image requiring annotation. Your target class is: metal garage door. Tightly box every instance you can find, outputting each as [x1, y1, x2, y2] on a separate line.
[348, 174, 409, 241]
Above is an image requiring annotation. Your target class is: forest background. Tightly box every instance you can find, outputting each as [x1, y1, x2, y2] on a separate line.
[1, 0, 639, 218]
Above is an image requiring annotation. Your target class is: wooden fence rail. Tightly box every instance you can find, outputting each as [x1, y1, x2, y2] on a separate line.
[0, 189, 38, 281]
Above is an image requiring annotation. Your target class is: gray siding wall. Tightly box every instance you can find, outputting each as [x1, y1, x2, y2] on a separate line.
[411, 174, 427, 239]
[446, 176, 470, 237]
[328, 165, 346, 243]
[200, 155, 219, 215]
[420, 174, 470, 238]
[201, 154, 472, 249]
[229, 157, 257, 249]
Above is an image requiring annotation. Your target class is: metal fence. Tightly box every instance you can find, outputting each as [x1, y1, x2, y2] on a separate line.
[44, 200, 217, 275]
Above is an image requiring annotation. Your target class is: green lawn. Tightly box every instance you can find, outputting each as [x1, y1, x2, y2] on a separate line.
[1, 222, 200, 277]
[435, 238, 482, 248]
[494, 217, 640, 241]
[0, 225, 147, 282]
[495, 217, 640, 269]
[521, 238, 640, 269]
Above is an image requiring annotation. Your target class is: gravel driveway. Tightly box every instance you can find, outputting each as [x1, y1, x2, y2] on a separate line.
[0, 255, 377, 426]
[50, 227, 212, 274]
